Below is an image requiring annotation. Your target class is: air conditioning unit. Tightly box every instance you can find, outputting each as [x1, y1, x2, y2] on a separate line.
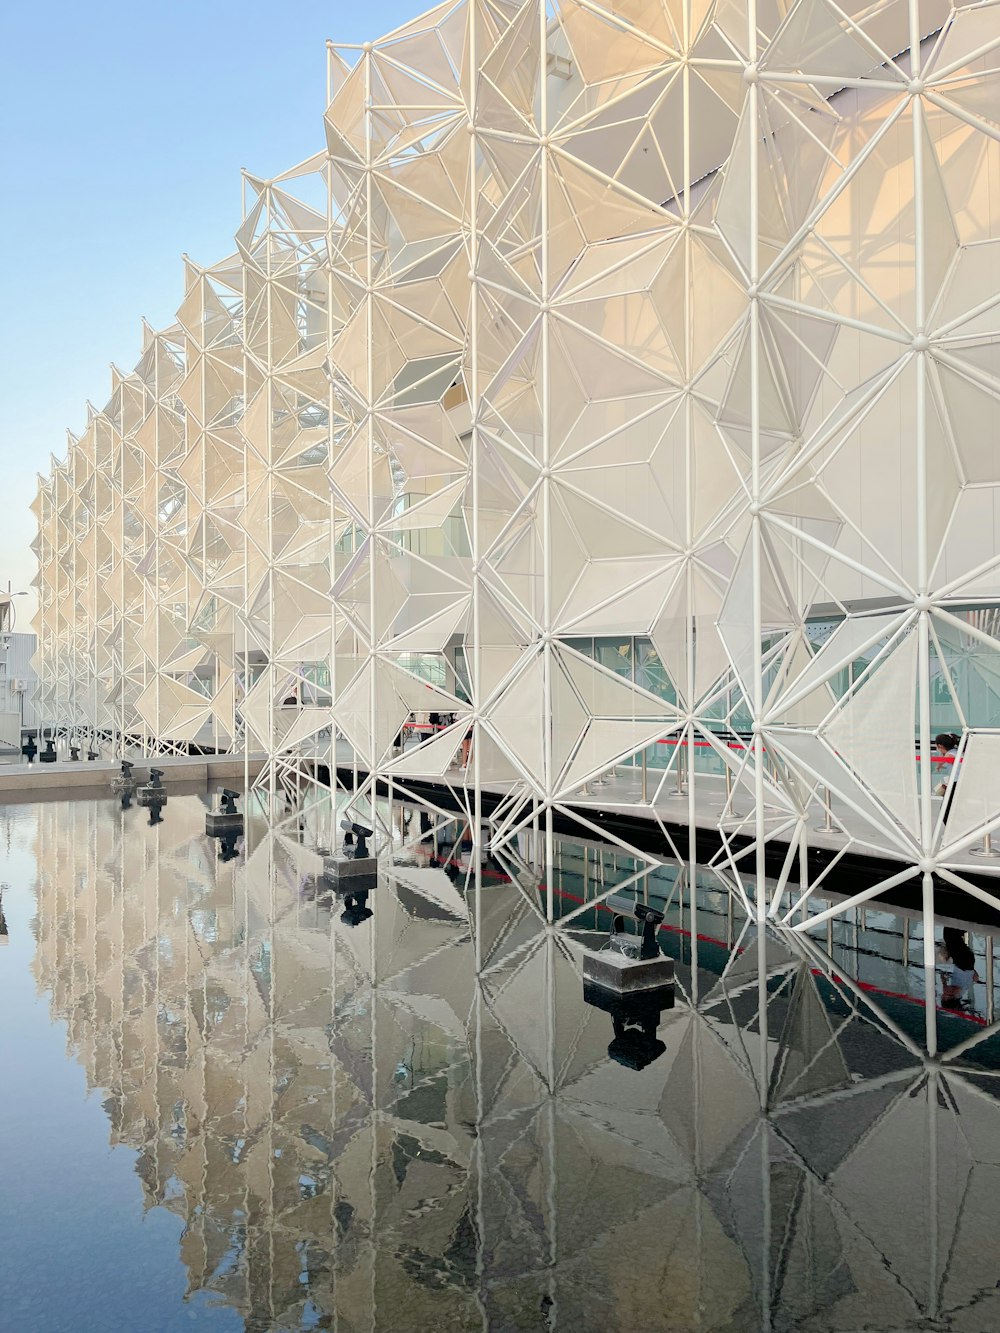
[11, 679, 25, 694]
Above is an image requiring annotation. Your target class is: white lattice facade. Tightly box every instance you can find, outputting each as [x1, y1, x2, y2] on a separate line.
[32, 0, 1000, 923]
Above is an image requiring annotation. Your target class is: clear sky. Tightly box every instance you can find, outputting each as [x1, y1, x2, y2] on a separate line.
[0, 0, 418, 628]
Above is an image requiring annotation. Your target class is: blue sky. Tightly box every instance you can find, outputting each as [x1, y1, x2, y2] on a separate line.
[0, 0, 417, 625]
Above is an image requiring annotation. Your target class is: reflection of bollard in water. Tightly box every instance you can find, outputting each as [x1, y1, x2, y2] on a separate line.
[582, 893, 674, 1071]
[813, 786, 835, 833]
[217, 832, 241, 861]
[340, 887, 374, 927]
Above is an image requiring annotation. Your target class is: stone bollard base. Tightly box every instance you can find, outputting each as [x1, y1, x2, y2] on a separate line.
[582, 950, 675, 995]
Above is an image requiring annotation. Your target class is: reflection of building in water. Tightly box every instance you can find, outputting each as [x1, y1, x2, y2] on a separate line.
[28, 795, 1000, 1331]
[31, 796, 480, 1330]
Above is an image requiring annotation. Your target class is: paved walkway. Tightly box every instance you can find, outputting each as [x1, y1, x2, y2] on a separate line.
[0, 751, 267, 796]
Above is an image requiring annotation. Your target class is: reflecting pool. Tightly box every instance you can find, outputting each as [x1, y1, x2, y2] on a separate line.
[2, 794, 1000, 1332]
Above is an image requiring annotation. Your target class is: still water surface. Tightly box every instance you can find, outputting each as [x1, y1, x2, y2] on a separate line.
[1, 794, 999, 1332]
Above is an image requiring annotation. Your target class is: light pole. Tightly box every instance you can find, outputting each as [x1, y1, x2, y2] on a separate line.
[0, 587, 28, 633]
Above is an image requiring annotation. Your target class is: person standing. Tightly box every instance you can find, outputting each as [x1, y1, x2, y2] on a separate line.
[934, 731, 961, 823]
[939, 926, 979, 1009]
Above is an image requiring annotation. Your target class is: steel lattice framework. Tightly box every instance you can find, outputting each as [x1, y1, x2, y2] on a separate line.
[32, 0, 1000, 959]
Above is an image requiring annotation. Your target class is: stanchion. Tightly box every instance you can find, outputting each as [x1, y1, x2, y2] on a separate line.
[641, 748, 648, 803]
[675, 740, 686, 796]
[813, 786, 834, 833]
[717, 750, 744, 819]
[970, 829, 1000, 858]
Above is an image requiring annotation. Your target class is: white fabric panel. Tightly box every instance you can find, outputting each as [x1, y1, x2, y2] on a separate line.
[558, 648, 672, 719]
[280, 706, 331, 749]
[769, 611, 907, 723]
[770, 730, 916, 855]
[487, 653, 546, 787]
[823, 632, 919, 837]
[766, 633, 830, 727]
[386, 724, 464, 777]
[940, 732, 1000, 851]
[557, 719, 673, 795]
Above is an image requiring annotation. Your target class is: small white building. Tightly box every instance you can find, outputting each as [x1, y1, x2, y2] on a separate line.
[0, 630, 38, 736]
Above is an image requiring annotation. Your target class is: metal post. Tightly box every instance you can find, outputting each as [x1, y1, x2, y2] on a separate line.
[641, 747, 648, 803]
[970, 829, 1000, 859]
[813, 786, 834, 833]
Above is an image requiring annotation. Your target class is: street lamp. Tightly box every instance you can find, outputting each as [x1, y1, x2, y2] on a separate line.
[0, 589, 29, 633]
